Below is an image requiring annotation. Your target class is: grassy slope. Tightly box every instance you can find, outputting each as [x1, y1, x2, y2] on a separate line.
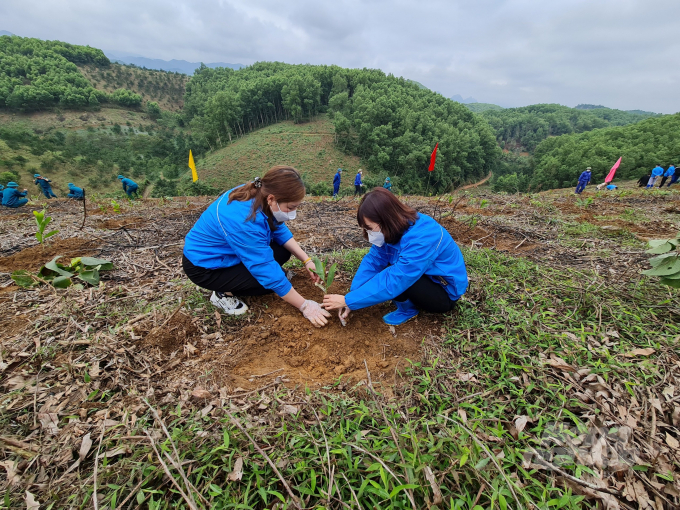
[79, 63, 188, 111]
[1, 186, 679, 508]
[195, 115, 363, 191]
[0, 108, 152, 196]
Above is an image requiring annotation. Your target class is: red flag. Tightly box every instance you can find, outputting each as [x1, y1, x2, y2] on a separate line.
[428, 143, 438, 172]
[604, 157, 621, 183]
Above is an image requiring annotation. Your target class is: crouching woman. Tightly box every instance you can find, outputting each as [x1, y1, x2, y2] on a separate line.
[323, 188, 468, 325]
[182, 166, 330, 327]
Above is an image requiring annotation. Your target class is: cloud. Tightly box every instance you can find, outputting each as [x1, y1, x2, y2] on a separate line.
[1, 0, 679, 112]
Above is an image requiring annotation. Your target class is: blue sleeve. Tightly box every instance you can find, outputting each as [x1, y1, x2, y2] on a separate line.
[333, 174, 340, 185]
[349, 246, 390, 294]
[345, 239, 431, 310]
[226, 226, 292, 297]
[19, 191, 27, 197]
[272, 222, 294, 247]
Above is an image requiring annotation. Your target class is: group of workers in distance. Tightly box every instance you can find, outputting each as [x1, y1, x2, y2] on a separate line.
[575, 164, 678, 194]
[182, 165, 468, 328]
[0, 173, 139, 208]
[638, 164, 678, 189]
[331, 168, 392, 198]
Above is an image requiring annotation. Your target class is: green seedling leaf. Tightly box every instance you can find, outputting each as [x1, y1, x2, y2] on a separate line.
[52, 276, 73, 288]
[659, 277, 680, 288]
[649, 251, 680, 266]
[326, 262, 337, 291]
[646, 242, 673, 254]
[44, 256, 74, 277]
[11, 270, 38, 288]
[44, 230, 59, 239]
[77, 268, 100, 286]
[642, 257, 680, 276]
[648, 239, 671, 248]
[79, 257, 114, 270]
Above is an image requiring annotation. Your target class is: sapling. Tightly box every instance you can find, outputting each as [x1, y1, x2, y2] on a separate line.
[33, 208, 58, 248]
[309, 256, 337, 294]
[309, 256, 346, 326]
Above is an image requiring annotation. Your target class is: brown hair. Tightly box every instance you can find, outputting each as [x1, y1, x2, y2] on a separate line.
[229, 165, 305, 226]
[357, 188, 418, 244]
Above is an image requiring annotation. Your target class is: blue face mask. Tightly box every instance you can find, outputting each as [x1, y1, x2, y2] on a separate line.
[273, 202, 296, 222]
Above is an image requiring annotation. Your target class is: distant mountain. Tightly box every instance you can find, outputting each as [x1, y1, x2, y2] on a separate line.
[576, 103, 659, 116]
[465, 103, 504, 113]
[451, 94, 478, 104]
[0, 30, 16, 36]
[104, 52, 245, 75]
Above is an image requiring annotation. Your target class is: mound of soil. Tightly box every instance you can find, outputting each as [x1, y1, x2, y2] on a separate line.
[151, 275, 446, 390]
[0, 237, 100, 272]
[140, 311, 202, 355]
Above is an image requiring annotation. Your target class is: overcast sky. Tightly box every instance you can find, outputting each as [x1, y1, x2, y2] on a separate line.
[2, 0, 679, 113]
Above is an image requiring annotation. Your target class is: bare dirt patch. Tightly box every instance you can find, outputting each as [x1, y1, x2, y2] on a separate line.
[0, 237, 100, 272]
[147, 276, 439, 391]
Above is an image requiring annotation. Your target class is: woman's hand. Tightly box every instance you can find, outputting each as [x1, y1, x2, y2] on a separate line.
[305, 260, 321, 284]
[300, 300, 330, 327]
[323, 294, 346, 311]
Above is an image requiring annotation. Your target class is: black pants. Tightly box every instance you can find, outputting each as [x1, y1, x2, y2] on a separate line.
[394, 275, 458, 313]
[354, 185, 362, 196]
[182, 242, 291, 296]
[660, 176, 669, 187]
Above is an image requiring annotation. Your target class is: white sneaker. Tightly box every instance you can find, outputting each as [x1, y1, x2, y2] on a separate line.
[210, 292, 248, 315]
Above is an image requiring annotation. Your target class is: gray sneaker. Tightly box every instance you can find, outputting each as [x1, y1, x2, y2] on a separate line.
[210, 292, 248, 315]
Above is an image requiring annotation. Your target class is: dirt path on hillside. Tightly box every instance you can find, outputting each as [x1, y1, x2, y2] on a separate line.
[458, 171, 492, 190]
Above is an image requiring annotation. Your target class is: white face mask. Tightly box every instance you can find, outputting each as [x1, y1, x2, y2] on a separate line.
[367, 228, 384, 247]
[272, 201, 296, 222]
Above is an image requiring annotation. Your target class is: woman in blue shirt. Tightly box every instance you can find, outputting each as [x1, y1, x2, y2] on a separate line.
[323, 188, 468, 325]
[182, 166, 330, 327]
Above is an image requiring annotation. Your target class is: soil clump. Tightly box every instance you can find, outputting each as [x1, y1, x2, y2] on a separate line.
[0, 237, 99, 272]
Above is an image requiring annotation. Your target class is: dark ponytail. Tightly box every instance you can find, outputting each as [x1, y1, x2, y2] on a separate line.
[229, 165, 305, 226]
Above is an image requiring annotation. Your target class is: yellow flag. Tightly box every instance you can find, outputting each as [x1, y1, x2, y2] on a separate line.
[188, 150, 198, 182]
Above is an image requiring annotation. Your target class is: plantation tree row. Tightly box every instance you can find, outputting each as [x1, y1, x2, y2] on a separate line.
[0, 36, 142, 110]
[184, 62, 499, 194]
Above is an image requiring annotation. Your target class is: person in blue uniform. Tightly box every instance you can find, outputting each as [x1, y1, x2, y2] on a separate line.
[332, 168, 342, 198]
[118, 175, 139, 197]
[575, 168, 591, 194]
[2, 182, 28, 208]
[323, 188, 468, 326]
[383, 177, 392, 191]
[647, 165, 664, 188]
[669, 164, 680, 187]
[34, 174, 57, 198]
[661, 165, 675, 187]
[67, 183, 84, 200]
[182, 165, 330, 327]
[354, 169, 363, 196]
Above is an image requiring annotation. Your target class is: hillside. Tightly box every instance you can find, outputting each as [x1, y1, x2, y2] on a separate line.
[1, 183, 679, 509]
[79, 63, 188, 111]
[194, 116, 363, 193]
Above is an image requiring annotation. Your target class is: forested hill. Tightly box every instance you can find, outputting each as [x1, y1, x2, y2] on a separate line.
[0, 36, 142, 110]
[184, 62, 499, 194]
[530, 113, 680, 189]
[481, 103, 661, 153]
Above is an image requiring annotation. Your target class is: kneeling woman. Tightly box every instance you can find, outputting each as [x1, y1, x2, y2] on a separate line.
[323, 188, 468, 325]
[182, 166, 330, 327]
